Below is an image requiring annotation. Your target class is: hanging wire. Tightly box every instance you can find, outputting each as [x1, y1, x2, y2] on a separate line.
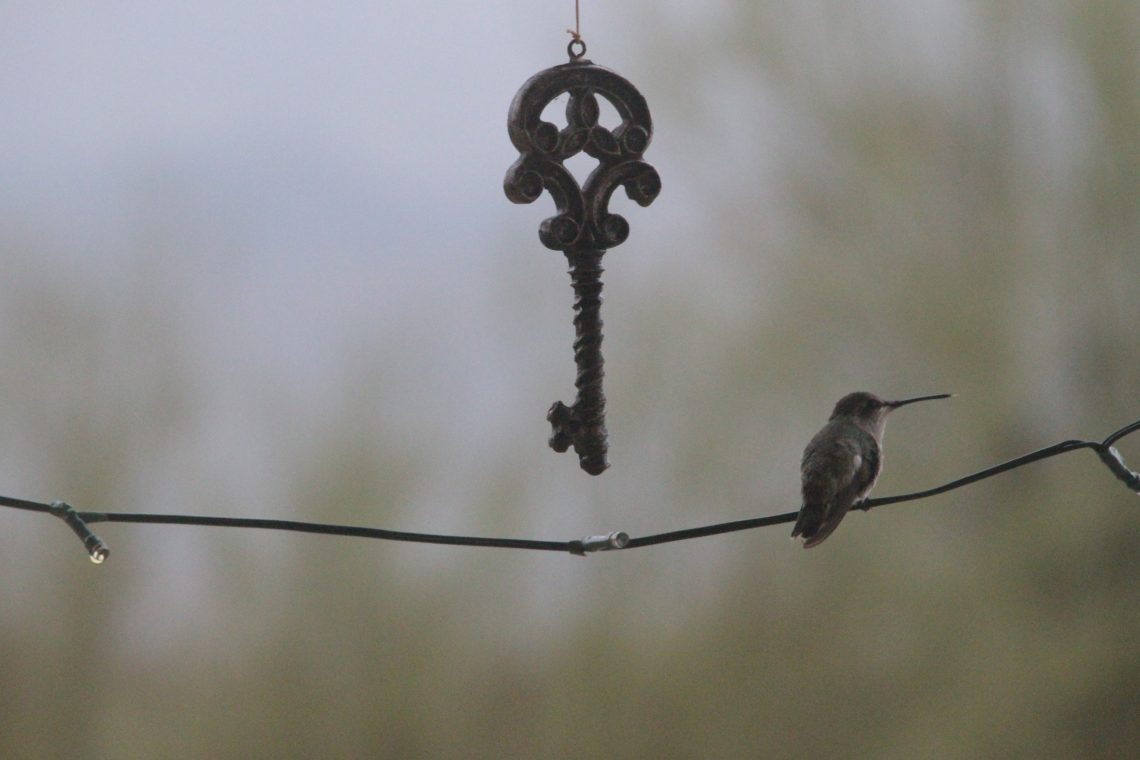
[2, 416, 1138, 563]
[568, 0, 581, 41]
[566, 0, 586, 60]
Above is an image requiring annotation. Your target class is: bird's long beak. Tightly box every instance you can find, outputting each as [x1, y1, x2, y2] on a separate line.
[885, 393, 953, 409]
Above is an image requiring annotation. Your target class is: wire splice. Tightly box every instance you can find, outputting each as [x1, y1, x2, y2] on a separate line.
[577, 530, 629, 553]
[1098, 446, 1140, 493]
[48, 501, 110, 563]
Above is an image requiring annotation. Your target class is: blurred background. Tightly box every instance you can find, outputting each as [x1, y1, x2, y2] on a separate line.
[1, 1, 1138, 756]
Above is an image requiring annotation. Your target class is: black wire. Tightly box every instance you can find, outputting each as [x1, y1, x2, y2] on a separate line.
[626, 440, 1097, 549]
[855, 439, 1096, 508]
[0, 498, 578, 555]
[82, 512, 577, 553]
[2, 417, 1137, 560]
[627, 419, 1140, 549]
[624, 512, 796, 549]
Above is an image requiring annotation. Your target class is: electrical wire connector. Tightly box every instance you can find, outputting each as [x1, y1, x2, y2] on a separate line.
[49, 501, 110, 564]
[570, 530, 629, 556]
[1098, 446, 1140, 493]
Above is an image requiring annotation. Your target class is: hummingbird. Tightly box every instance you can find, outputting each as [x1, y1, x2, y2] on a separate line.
[792, 391, 951, 548]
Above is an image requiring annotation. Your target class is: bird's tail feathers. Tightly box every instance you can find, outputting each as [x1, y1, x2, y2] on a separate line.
[791, 503, 821, 541]
[801, 520, 841, 548]
[792, 503, 840, 548]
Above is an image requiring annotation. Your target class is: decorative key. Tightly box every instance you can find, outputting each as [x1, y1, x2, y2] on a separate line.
[504, 41, 660, 475]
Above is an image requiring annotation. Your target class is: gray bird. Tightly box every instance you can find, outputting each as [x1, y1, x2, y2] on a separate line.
[792, 391, 950, 548]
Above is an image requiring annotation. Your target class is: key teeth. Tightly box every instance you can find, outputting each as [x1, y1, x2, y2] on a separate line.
[547, 401, 609, 474]
[548, 401, 576, 452]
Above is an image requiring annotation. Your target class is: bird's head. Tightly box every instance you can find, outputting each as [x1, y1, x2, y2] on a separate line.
[830, 391, 951, 430]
